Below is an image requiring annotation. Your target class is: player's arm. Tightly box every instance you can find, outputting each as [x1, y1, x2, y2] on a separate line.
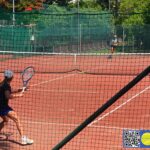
[5, 90, 23, 99]
[11, 88, 21, 93]
[12, 85, 30, 94]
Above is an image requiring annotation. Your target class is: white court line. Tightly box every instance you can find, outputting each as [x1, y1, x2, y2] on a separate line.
[30, 88, 99, 94]
[29, 73, 100, 94]
[22, 120, 138, 131]
[89, 85, 150, 126]
[30, 74, 75, 87]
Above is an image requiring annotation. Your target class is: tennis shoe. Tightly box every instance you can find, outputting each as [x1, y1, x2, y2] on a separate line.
[21, 136, 34, 145]
[108, 55, 112, 59]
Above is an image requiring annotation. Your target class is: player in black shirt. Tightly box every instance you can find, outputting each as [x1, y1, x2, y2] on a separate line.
[0, 70, 33, 145]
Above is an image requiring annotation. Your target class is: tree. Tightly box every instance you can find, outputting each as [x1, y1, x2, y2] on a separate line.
[96, 0, 109, 9]
[44, 0, 72, 6]
[118, 0, 150, 25]
[0, 0, 44, 11]
[77, 0, 102, 12]
[55, 0, 72, 6]
[44, 0, 53, 5]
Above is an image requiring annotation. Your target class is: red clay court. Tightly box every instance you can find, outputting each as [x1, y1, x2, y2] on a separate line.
[0, 53, 150, 150]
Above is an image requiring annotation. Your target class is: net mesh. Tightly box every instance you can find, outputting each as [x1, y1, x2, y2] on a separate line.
[0, 50, 149, 150]
[0, 12, 150, 53]
[0, 12, 113, 53]
[0, 12, 150, 150]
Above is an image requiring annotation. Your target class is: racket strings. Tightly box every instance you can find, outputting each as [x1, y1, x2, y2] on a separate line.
[22, 67, 35, 87]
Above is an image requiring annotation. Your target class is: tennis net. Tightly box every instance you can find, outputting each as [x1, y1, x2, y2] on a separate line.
[0, 51, 149, 76]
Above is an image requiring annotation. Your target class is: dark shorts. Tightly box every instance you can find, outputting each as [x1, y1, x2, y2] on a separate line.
[0, 106, 13, 116]
[111, 45, 117, 49]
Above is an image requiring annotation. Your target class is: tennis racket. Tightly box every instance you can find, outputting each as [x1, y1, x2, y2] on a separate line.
[21, 66, 35, 93]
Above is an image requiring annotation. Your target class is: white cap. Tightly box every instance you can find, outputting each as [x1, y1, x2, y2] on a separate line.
[4, 70, 14, 78]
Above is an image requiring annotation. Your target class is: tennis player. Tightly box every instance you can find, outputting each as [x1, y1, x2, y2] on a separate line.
[0, 70, 34, 145]
[108, 34, 118, 59]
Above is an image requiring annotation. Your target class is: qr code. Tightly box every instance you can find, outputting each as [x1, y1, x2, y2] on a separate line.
[123, 130, 141, 148]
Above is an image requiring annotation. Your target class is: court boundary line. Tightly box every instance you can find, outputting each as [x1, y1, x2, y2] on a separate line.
[89, 85, 150, 126]
[30, 88, 100, 94]
[21, 120, 140, 131]
[30, 74, 75, 87]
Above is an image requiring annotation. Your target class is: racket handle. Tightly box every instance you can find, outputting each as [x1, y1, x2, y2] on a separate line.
[21, 87, 26, 93]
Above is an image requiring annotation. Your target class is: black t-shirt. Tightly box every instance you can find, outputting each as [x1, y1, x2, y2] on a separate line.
[0, 81, 11, 109]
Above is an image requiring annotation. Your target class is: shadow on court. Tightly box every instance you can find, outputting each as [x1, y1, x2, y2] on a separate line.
[0, 133, 23, 149]
[0, 141, 12, 150]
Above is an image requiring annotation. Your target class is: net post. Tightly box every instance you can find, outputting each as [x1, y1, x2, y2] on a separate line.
[52, 65, 150, 150]
[74, 53, 77, 66]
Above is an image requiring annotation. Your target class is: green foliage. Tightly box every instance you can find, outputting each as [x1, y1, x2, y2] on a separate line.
[119, 0, 150, 25]
[0, 0, 150, 26]
[42, 3, 68, 13]
[96, 0, 109, 9]
[55, 0, 72, 6]
[79, 0, 102, 12]
[0, 0, 42, 11]
[143, 2, 150, 24]
[44, 0, 72, 6]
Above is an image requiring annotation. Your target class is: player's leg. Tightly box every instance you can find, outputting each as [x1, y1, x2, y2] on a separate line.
[0, 116, 9, 132]
[7, 110, 23, 136]
[111, 46, 115, 54]
[108, 46, 113, 59]
[110, 46, 116, 58]
[7, 110, 34, 145]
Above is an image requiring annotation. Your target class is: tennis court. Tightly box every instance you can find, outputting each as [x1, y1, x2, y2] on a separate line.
[0, 52, 149, 149]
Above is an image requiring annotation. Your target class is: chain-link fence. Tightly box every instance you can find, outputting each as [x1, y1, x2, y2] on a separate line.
[0, 11, 150, 53]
